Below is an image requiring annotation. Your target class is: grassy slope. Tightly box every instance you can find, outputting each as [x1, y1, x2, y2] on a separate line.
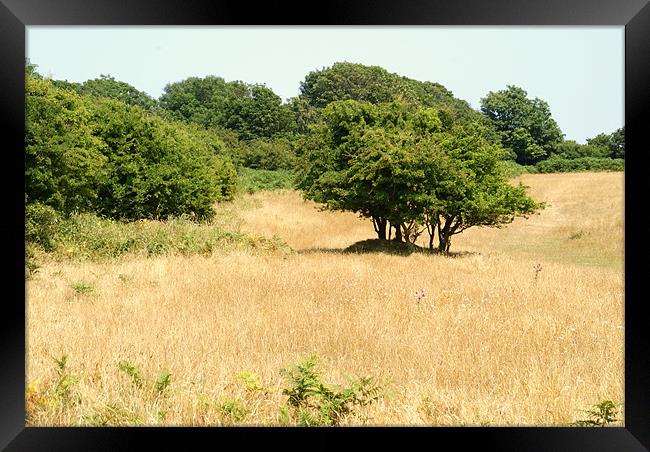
[26, 172, 624, 426]
[453, 172, 624, 269]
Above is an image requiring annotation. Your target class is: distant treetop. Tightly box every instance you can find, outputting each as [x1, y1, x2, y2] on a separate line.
[299, 62, 484, 126]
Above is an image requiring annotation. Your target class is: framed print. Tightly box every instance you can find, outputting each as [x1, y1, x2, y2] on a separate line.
[2, 0, 648, 449]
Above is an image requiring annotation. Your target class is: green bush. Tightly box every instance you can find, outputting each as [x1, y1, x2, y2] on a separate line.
[280, 354, 384, 426]
[26, 76, 108, 214]
[26, 74, 238, 221]
[218, 399, 249, 424]
[26, 211, 291, 261]
[571, 400, 621, 427]
[54, 213, 245, 259]
[70, 280, 95, 296]
[239, 136, 299, 170]
[237, 168, 295, 193]
[535, 156, 624, 173]
[25, 202, 63, 251]
[550, 140, 610, 160]
[25, 243, 41, 278]
[88, 98, 237, 221]
[118, 361, 144, 388]
[498, 160, 537, 178]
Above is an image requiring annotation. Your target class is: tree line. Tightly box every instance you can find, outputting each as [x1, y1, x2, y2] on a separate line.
[25, 61, 623, 252]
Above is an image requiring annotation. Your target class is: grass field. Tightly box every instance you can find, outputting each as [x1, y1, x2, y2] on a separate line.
[26, 172, 624, 426]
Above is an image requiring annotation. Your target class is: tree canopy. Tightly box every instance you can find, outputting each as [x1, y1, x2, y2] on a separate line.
[26, 76, 108, 214]
[297, 99, 543, 252]
[299, 62, 486, 127]
[52, 75, 158, 110]
[587, 127, 625, 159]
[26, 73, 237, 220]
[480, 85, 564, 165]
[159, 76, 295, 141]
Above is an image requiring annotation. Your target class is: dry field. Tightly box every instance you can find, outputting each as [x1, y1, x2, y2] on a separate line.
[26, 172, 624, 426]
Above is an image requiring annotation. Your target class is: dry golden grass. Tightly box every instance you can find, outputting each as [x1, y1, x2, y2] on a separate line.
[450, 172, 625, 268]
[26, 172, 624, 426]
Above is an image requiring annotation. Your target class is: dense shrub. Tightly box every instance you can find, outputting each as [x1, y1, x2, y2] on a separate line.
[237, 168, 295, 193]
[550, 140, 610, 160]
[498, 160, 537, 178]
[239, 136, 299, 170]
[25, 202, 63, 251]
[535, 157, 624, 173]
[26, 76, 108, 214]
[88, 98, 237, 220]
[26, 75, 238, 221]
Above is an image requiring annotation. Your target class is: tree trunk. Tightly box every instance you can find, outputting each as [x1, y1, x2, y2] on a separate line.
[393, 223, 403, 242]
[437, 219, 450, 254]
[402, 222, 412, 244]
[437, 235, 448, 254]
[373, 217, 387, 240]
[438, 235, 452, 254]
[378, 221, 386, 240]
[425, 214, 436, 250]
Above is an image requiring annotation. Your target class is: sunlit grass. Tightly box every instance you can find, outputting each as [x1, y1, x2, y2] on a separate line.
[26, 172, 624, 426]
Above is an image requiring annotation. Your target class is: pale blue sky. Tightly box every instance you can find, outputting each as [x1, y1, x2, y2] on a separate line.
[26, 26, 624, 143]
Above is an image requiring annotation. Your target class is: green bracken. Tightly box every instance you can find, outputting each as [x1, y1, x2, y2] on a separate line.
[571, 400, 621, 427]
[280, 354, 384, 426]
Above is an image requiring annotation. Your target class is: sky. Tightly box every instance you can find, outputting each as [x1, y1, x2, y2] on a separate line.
[26, 26, 624, 144]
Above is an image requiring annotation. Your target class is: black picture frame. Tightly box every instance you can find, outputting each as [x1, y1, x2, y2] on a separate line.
[2, 0, 648, 450]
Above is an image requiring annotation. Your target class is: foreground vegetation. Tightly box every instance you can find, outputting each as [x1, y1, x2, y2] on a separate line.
[26, 172, 624, 426]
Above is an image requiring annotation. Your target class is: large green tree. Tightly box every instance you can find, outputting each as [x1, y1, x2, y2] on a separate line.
[300, 62, 399, 107]
[52, 75, 157, 110]
[299, 62, 486, 127]
[297, 99, 543, 252]
[609, 127, 625, 159]
[221, 83, 296, 141]
[159, 76, 231, 128]
[159, 76, 295, 140]
[587, 127, 625, 159]
[297, 100, 439, 241]
[480, 85, 564, 165]
[80, 75, 158, 110]
[428, 124, 543, 252]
